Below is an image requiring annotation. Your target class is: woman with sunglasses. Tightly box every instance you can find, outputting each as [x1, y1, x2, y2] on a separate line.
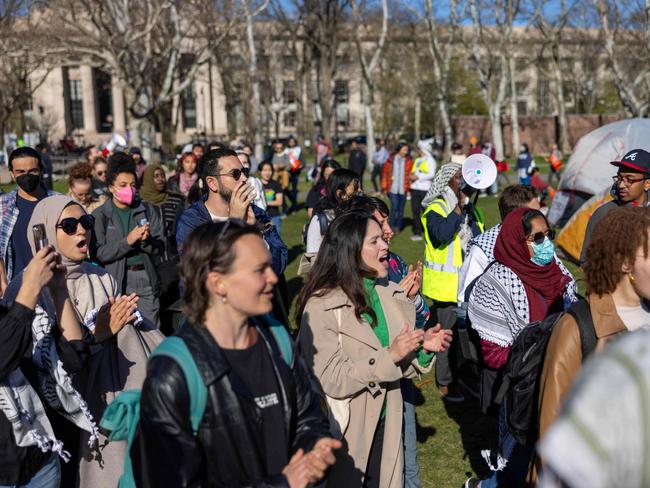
[465, 207, 576, 488]
[539, 207, 650, 443]
[92, 153, 165, 327]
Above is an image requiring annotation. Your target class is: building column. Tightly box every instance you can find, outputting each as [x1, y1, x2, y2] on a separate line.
[112, 77, 126, 134]
[80, 65, 97, 133]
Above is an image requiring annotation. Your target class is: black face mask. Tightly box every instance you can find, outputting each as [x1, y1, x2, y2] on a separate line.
[15, 173, 41, 193]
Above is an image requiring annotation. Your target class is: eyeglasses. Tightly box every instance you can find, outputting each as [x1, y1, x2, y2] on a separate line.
[526, 229, 555, 245]
[613, 175, 647, 185]
[214, 167, 250, 181]
[56, 215, 95, 235]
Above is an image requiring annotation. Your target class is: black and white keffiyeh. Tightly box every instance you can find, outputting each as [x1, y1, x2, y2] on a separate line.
[469, 224, 501, 262]
[0, 277, 98, 461]
[468, 260, 578, 347]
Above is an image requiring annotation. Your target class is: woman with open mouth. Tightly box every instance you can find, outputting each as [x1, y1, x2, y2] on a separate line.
[6, 195, 164, 488]
[296, 210, 453, 488]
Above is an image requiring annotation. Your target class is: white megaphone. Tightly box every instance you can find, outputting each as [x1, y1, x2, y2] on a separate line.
[461, 154, 498, 195]
[105, 132, 128, 153]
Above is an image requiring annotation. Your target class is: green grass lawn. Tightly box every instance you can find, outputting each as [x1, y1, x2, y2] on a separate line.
[10, 169, 578, 487]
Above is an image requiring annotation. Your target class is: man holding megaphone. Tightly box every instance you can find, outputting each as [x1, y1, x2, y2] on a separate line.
[420, 162, 486, 401]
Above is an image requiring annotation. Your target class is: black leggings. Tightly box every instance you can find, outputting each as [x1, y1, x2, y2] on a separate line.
[364, 418, 385, 488]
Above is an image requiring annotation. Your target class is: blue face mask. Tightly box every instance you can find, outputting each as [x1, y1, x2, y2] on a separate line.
[530, 237, 555, 266]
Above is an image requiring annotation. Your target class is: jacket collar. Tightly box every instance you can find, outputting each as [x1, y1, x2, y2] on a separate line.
[588, 293, 628, 338]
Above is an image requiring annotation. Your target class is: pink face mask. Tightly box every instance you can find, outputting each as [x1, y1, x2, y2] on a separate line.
[114, 186, 135, 205]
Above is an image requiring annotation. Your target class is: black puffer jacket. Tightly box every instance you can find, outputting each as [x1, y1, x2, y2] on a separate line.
[133, 317, 331, 487]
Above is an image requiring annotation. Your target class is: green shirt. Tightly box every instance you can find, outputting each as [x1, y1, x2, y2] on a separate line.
[111, 200, 144, 266]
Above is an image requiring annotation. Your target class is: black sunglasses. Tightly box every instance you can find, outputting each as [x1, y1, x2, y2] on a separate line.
[56, 215, 95, 235]
[214, 167, 250, 181]
[527, 229, 555, 245]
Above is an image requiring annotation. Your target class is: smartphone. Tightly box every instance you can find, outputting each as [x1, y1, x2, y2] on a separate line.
[33, 224, 48, 252]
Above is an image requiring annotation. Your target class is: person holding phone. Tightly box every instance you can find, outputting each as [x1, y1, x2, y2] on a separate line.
[91, 152, 164, 327]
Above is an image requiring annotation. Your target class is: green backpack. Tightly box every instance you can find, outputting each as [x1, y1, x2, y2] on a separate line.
[100, 318, 294, 488]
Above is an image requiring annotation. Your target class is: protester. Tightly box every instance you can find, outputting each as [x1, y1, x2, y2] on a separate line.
[65, 162, 101, 211]
[304, 168, 360, 254]
[450, 142, 465, 165]
[130, 147, 146, 185]
[382, 142, 414, 231]
[482, 142, 498, 195]
[0, 146, 58, 293]
[458, 185, 540, 302]
[516, 144, 534, 184]
[271, 140, 290, 213]
[236, 150, 266, 211]
[241, 143, 258, 173]
[538, 328, 650, 488]
[314, 134, 331, 179]
[528, 167, 549, 195]
[336, 195, 431, 488]
[538, 206, 650, 439]
[0, 246, 91, 488]
[140, 164, 186, 333]
[192, 142, 204, 161]
[547, 143, 563, 186]
[135, 220, 340, 487]
[465, 208, 577, 487]
[175, 147, 287, 278]
[347, 139, 367, 186]
[296, 210, 452, 488]
[167, 151, 199, 201]
[305, 158, 341, 218]
[371, 138, 389, 194]
[580, 148, 650, 264]
[259, 161, 284, 233]
[421, 162, 485, 401]
[467, 136, 481, 156]
[410, 140, 437, 241]
[92, 153, 164, 326]
[84, 145, 100, 166]
[91, 156, 109, 198]
[286, 136, 304, 213]
[36, 143, 53, 190]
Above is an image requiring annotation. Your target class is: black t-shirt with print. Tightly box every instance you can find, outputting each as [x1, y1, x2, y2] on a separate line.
[262, 180, 283, 217]
[221, 336, 287, 476]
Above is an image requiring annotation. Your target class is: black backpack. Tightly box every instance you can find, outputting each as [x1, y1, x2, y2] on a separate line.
[301, 211, 329, 245]
[494, 299, 597, 445]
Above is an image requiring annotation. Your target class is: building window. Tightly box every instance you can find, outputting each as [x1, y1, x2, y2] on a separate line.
[283, 80, 296, 105]
[334, 80, 349, 104]
[537, 79, 550, 115]
[282, 56, 294, 70]
[336, 104, 349, 127]
[95, 69, 113, 133]
[517, 100, 528, 116]
[283, 111, 296, 127]
[515, 81, 528, 95]
[182, 83, 197, 129]
[69, 79, 84, 130]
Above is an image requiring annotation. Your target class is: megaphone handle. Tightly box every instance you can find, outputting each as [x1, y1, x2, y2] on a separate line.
[472, 192, 480, 206]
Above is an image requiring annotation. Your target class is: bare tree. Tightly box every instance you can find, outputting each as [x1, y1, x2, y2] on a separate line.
[422, 0, 462, 160]
[594, 0, 650, 116]
[463, 0, 519, 160]
[0, 1, 50, 149]
[533, 0, 576, 153]
[44, 0, 233, 159]
[349, 0, 388, 163]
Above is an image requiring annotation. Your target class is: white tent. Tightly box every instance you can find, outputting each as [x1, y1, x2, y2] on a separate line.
[549, 118, 650, 226]
[558, 118, 650, 194]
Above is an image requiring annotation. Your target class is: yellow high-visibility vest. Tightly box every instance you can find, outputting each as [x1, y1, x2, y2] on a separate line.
[421, 198, 484, 303]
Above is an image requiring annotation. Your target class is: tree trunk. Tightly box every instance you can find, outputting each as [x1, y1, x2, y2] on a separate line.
[437, 94, 453, 161]
[363, 83, 376, 170]
[414, 96, 421, 144]
[244, 0, 264, 162]
[509, 56, 520, 159]
[552, 58, 570, 153]
[157, 101, 175, 154]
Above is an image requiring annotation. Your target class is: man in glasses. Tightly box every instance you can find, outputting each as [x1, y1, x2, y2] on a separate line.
[580, 149, 650, 265]
[175, 147, 289, 325]
[0, 146, 58, 296]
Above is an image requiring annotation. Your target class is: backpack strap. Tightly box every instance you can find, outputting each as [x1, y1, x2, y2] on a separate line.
[151, 337, 208, 434]
[464, 260, 498, 303]
[317, 211, 329, 236]
[567, 299, 598, 361]
[266, 316, 294, 367]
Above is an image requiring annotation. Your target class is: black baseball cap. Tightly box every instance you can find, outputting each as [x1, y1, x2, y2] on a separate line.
[610, 149, 650, 174]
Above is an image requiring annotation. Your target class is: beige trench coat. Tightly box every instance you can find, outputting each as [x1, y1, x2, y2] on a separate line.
[298, 281, 433, 488]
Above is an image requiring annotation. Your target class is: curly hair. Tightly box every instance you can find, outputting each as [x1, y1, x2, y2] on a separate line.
[67, 162, 93, 187]
[584, 206, 650, 296]
[180, 220, 262, 326]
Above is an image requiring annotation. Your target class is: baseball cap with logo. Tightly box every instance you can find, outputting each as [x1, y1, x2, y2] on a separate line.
[610, 149, 650, 174]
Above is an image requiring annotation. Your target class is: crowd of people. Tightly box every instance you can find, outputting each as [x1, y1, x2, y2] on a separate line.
[0, 132, 648, 488]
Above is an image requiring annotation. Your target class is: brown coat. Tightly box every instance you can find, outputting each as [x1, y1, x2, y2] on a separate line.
[538, 293, 627, 439]
[298, 282, 432, 488]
